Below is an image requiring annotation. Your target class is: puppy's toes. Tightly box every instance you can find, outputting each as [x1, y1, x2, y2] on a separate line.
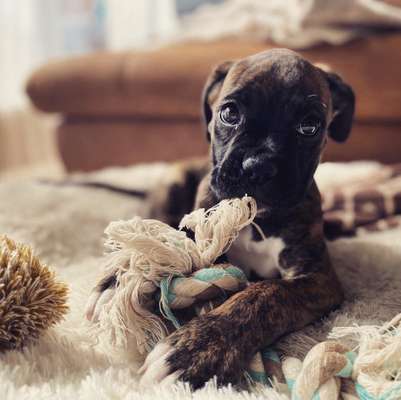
[139, 342, 175, 387]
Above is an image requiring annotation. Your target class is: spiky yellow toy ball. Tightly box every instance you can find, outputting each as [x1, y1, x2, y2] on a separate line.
[0, 236, 68, 352]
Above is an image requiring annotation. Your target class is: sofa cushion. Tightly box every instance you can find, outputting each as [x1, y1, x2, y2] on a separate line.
[57, 117, 401, 171]
[57, 118, 209, 171]
[27, 34, 401, 122]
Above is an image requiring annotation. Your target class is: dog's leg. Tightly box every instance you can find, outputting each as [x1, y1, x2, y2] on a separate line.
[86, 158, 210, 321]
[140, 260, 343, 389]
[148, 157, 210, 227]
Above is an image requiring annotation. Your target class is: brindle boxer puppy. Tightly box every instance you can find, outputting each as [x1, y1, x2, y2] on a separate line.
[88, 49, 355, 389]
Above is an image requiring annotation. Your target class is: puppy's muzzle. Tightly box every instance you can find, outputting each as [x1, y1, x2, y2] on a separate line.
[242, 154, 278, 184]
[217, 153, 278, 186]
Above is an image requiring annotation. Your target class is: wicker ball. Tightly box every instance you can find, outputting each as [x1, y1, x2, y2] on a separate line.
[0, 236, 68, 352]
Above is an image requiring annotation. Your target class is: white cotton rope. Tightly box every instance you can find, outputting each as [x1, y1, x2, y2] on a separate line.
[87, 195, 401, 399]
[92, 196, 258, 354]
[280, 313, 401, 400]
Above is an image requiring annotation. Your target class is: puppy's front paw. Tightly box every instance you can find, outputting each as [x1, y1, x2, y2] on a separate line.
[139, 315, 245, 389]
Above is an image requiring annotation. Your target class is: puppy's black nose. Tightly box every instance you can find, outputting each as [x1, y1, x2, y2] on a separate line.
[242, 155, 277, 183]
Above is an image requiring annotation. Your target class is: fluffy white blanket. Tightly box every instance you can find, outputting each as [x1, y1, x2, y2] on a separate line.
[179, 0, 401, 48]
[1, 162, 400, 399]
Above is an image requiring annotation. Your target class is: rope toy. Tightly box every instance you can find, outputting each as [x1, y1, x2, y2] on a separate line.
[89, 196, 258, 352]
[0, 236, 68, 352]
[280, 313, 401, 399]
[88, 197, 401, 399]
[89, 195, 286, 383]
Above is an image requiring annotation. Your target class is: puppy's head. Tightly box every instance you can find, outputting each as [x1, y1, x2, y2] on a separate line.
[202, 49, 355, 208]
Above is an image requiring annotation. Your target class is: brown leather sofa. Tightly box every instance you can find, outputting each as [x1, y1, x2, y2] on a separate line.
[26, 34, 401, 171]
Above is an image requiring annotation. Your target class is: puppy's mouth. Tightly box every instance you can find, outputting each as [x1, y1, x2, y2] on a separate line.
[210, 169, 243, 199]
[211, 165, 274, 198]
[210, 165, 305, 208]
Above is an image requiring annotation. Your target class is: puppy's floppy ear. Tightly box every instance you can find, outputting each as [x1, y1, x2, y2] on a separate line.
[201, 60, 234, 141]
[324, 71, 355, 143]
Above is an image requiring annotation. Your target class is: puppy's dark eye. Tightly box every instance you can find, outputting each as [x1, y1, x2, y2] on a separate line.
[296, 118, 321, 136]
[219, 103, 241, 126]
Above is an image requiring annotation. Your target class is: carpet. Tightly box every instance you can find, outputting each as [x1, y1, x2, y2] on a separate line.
[1, 162, 400, 399]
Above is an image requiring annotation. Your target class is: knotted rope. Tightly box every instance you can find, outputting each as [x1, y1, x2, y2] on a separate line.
[279, 313, 401, 399]
[159, 264, 248, 327]
[91, 196, 258, 353]
[89, 196, 401, 399]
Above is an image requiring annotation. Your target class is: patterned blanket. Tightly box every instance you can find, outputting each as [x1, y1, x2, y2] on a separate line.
[322, 163, 401, 239]
[67, 161, 401, 240]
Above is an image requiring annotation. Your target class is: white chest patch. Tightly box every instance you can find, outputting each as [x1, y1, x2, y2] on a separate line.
[226, 226, 286, 278]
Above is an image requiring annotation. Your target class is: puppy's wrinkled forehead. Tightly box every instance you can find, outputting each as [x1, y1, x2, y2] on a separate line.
[219, 49, 330, 106]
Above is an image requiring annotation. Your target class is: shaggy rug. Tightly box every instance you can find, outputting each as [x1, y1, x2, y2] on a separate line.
[0, 162, 400, 400]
